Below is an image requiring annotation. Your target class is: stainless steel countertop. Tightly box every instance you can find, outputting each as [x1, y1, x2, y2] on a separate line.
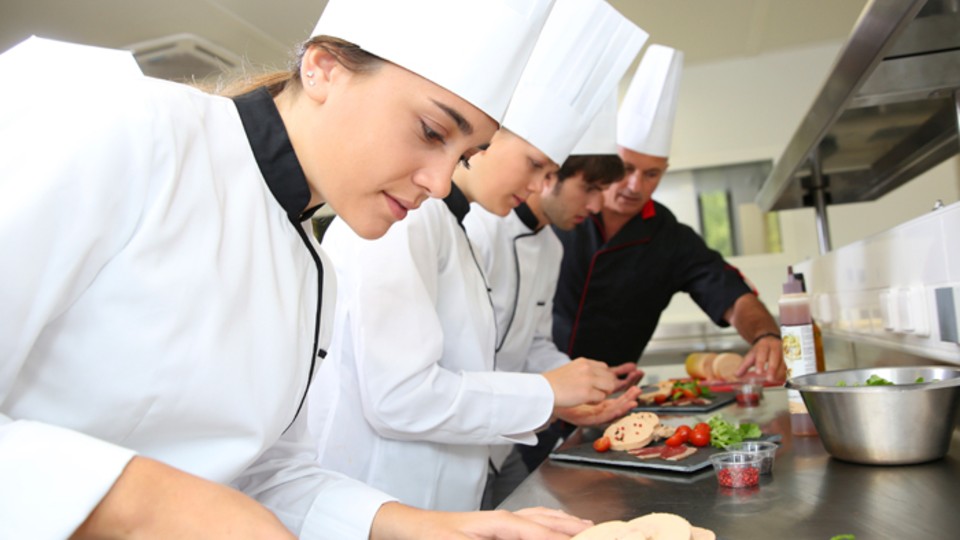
[499, 388, 960, 538]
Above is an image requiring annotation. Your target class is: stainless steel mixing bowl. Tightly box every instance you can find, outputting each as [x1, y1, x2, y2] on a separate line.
[785, 366, 960, 465]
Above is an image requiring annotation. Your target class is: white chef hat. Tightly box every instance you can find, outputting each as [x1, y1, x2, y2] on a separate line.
[570, 92, 618, 155]
[617, 44, 684, 158]
[311, 0, 556, 122]
[0, 36, 142, 80]
[501, 0, 648, 165]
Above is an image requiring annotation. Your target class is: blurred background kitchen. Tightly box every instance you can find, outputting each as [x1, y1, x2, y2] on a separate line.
[5, 0, 957, 369]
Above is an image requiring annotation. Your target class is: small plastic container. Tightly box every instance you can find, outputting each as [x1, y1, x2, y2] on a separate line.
[710, 452, 761, 488]
[735, 379, 764, 407]
[725, 441, 778, 474]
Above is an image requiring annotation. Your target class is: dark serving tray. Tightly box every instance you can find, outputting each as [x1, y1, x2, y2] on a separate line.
[549, 429, 781, 473]
[631, 390, 736, 414]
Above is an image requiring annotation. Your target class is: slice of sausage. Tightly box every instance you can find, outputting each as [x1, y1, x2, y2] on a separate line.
[629, 446, 666, 460]
[661, 445, 698, 461]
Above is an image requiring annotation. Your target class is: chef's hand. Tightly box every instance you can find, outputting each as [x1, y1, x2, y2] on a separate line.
[543, 358, 618, 408]
[370, 502, 592, 539]
[72, 456, 293, 540]
[736, 335, 786, 382]
[608, 362, 644, 391]
[554, 385, 641, 426]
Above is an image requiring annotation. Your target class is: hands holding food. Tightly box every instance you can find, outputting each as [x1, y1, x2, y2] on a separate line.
[545, 358, 620, 408]
[555, 385, 641, 427]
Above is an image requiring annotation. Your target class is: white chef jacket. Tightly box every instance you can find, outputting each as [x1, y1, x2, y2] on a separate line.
[312, 187, 555, 511]
[463, 204, 570, 375]
[0, 40, 392, 539]
[462, 204, 570, 470]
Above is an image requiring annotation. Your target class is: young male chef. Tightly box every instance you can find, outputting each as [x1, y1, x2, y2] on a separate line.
[310, 0, 647, 513]
[553, 44, 784, 380]
[464, 94, 645, 508]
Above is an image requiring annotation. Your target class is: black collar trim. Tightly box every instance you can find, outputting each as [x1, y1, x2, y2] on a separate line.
[513, 203, 541, 232]
[442, 182, 471, 225]
[232, 88, 320, 222]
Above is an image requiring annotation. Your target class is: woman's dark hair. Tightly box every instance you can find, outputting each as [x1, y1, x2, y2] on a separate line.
[216, 36, 384, 98]
[555, 154, 625, 190]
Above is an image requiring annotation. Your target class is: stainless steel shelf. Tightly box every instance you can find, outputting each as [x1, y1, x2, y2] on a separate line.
[758, 0, 960, 212]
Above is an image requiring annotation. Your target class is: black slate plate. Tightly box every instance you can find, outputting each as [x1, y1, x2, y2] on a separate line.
[549, 428, 781, 473]
[631, 390, 736, 414]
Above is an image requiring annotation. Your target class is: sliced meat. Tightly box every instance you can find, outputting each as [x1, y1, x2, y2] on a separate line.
[691, 398, 712, 406]
[661, 445, 698, 461]
[604, 412, 659, 451]
[654, 424, 676, 440]
[630, 446, 666, 460]
[628, 513, 692, 540]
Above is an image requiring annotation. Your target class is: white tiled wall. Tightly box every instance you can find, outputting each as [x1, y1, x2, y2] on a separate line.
[794, 201, 960, 364]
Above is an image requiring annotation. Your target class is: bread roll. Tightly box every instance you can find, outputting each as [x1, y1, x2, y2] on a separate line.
[711, 352, 744, 382]
[571, 520, 646, 540]
[627, 513, 692, 540]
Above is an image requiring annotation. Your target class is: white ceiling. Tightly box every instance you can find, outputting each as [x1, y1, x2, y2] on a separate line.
[1, 0, 868, 76]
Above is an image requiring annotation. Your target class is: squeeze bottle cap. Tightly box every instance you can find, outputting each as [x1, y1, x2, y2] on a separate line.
[783, 266, 804, 294]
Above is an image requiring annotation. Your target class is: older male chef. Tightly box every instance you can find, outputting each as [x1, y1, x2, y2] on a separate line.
[310, 0, 647, 513]
[552, 44, 784, 380]
[464, 94, 644, 508]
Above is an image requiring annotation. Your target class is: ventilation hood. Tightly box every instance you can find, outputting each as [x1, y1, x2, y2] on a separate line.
[126, 33, 241, 83]
[758, 0, 960, 212]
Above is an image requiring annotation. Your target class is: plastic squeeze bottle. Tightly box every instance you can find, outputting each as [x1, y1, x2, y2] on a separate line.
[780, 266, 819, 436]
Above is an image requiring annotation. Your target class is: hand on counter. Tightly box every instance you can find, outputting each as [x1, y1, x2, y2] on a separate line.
[72, 456, 294, 540]
[370, 502, 592, 539]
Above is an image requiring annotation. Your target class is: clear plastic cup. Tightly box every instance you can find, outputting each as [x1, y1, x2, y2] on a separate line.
[709, 451, 762, 488]
[735, 380, 764, 407]
[725, 440, 778, 474]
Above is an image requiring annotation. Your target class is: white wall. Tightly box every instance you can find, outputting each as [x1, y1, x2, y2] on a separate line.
[650, 42, 960, 326]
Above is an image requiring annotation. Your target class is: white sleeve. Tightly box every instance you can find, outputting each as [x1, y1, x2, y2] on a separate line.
[0, 422, 136, 539]
[524, 297, 571, 373]
[232, 408, 396, 539]
[342, 209, 553, 445]
[0, 79, 153, 538]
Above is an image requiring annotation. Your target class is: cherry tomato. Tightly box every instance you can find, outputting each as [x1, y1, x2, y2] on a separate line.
[654, 394, 668, 404]
[593, 436, 612, 453]
[665, 433, 685, 447]
[675, 425, 693, 440]
[694, 422, 711, 435]
[689, 430, 710, 447]
[679, 388, 696, 399]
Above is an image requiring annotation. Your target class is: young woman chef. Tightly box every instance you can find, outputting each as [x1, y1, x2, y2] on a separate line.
[0, 0, 599, 538]
[312, 0, 647, 513]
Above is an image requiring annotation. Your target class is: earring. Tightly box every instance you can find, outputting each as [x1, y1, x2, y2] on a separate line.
[306, 70, 315, 86]
[306, 71, 314, 77]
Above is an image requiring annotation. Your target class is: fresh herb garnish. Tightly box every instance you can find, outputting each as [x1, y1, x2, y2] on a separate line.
[707, 414, 762, 449]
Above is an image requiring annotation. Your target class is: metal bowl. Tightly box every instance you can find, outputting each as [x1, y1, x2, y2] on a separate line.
[785, 366, 960, 465]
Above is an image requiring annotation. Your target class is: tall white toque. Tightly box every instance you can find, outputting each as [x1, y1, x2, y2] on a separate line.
[570, 92, 618, 155]
[501, 0, 647, 165]
[617, 44, 684, 158]
[311, 0, 556, 123]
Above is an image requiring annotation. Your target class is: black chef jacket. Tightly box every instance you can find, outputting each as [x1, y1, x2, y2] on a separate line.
[552, 200, 753, 366]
